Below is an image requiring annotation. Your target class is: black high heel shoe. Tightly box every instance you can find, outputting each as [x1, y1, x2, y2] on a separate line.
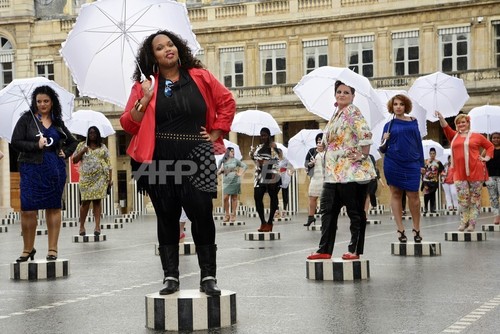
[413, 229, 422, 243]
[397, 230, 407, 243]
[16, 248, 36, 263]
[46, 249, 58, 261]
[304, 216, 316, 227]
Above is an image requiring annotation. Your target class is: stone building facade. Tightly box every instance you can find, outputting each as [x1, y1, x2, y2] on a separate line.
[1, 0, 499, 214]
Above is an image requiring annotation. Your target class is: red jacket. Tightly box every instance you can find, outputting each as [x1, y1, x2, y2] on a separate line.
[120, 68, 236, 163]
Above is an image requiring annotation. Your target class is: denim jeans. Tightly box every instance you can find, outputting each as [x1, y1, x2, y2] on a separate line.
[317, 182, 368, 255]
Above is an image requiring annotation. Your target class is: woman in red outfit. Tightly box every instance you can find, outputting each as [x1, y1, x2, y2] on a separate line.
[435, 112, 493, 231]
[120, 30, 235, 296]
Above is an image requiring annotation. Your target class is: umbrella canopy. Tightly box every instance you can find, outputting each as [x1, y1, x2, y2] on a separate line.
[408, 71, 469, 122]
[230, 109, 281, 136]
[60, 0, 200, 107]
[0, 77, 74, 143]
[274, 142, 288, 158]
[468, 105, 500, 134]
[422, 139, 444, 160]
[66, 110, 116, 138]
[293, 66, 386, 129]
[215, 139, 242, 166]
[287, 129, 322, 169]
[437, 148, 451, 164]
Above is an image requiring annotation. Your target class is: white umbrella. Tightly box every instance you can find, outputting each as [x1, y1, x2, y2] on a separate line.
[215, 139, 242, 166]
[274, 142, 288, 157]
[468, 105, 500, 134]
[293, 66, 386, 129]
[66, 110, 115, 138]
[422, 139, 444, 160]
[0, 77, 74, 143]
[60, 0, 200, 107]
[408, 71, 469, 122]
[437, 148, 451, 164]
[230, 109, 281, 136]
[287, 129, 322, 169]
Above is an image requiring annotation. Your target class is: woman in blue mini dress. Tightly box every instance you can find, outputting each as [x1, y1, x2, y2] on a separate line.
[11, 85, 77, 262]
[381, 94, 424, 243]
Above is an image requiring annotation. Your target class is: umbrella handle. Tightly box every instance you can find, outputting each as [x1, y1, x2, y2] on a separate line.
[36, 132, 54, 147]
[140, 74, 155, 92]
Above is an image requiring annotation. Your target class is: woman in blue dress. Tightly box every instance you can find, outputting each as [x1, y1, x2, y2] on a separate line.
[381, 94, 424, 243]
[11, 85, 77, 262]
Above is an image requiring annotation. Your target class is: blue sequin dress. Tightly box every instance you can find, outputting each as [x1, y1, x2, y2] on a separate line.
[382, 118, 424, 192]
[19, 126, 67, 211]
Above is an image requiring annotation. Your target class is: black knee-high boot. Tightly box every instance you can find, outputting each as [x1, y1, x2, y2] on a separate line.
[158, 245, 180, 295]
[196, 244, 221, 296]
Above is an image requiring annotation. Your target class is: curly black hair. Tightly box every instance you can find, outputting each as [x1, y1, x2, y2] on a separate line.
[30, 85, 63, 126]
[132, 30, 203, 82]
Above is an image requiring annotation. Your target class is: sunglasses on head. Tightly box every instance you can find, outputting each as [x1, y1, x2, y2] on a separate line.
[164, 79, 174, 97]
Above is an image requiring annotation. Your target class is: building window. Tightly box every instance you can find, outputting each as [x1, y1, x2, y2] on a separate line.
[494, 22, 500, 67]
[392, 31, 419, 76]
[303, 40, 328, 74]
[117, 131, 129, 156]
[439, 26, 470, 72]
[0, 37, 14, 88]
[345, 35, 374, 78]
[35, 61, 55, 80]
[260, 43, 286, 85]
[220, 47, 244, 88]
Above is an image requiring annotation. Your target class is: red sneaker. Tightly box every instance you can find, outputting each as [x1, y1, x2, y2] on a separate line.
[341, 252, 360, 260]
[307, 253, 331, 260]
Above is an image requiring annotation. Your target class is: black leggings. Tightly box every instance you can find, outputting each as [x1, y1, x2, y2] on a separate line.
[254, 183, 280, 224]
[148, 183, 215, 246]
[281, 187, 289, 211]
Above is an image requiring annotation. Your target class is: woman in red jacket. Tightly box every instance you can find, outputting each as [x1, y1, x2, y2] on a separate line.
[120, 30, 235, 296]
[436, 112, 493, 231]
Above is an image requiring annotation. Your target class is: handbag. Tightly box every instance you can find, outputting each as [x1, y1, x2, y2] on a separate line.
[378, 116, 395, 154]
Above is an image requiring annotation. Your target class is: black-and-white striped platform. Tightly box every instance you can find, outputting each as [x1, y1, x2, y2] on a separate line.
[72, 234, 107, 242]
[155, 243, 197, 255]
[307, 225, 321, 231]
[273, 217, 291, 222]
[244, 232, 280, 241]
[422, 212, 440, 217]
[444, 231, 486, 241]
[246, 212, 259, 218]
[0, 226, 8, 233]
[212, 215, 226, 221]
[114, 217, 133, 224]
[306, 258, 370, 281]
[220, 221, 245, 226]
[443, 210, 458, 216]
[482, 207, 493, 213]
[366, 219, 382, 224]
[482, 224, 500, 232]
[101, 223, 123, 229]
[1, 218, 14, 225]
[10, 259, 70, 280]
[391, 242, 441, 256]
[62, 221, 77, 228]
[145, 290, 237, 331]
[368, 209, 384, 215]
[391, 215, 413, 220]
[21, 229, 48, 236]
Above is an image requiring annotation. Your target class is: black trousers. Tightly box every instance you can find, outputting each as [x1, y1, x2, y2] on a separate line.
[148, 182, 215, 246]
[317, 182, 368, 255]
[254, 183, 280, 224]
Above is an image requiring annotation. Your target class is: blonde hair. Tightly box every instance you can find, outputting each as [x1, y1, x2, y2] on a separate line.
[454, 114, 470, 127]
[387, 94, 412, 114]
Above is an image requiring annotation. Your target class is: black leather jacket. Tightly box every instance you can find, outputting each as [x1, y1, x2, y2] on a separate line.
[11, 111, 78, 164]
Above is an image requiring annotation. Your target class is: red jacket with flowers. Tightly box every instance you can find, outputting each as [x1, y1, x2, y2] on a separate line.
[120, 68, 236, 163]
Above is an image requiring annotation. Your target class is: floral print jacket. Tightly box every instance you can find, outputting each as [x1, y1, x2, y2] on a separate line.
[323, 104, 377, 183]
